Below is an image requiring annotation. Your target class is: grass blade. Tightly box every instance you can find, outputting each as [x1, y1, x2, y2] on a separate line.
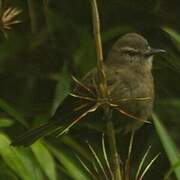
[31, 142, 57, 180]
[135, 146, 151, 180]
[164, 160, 180, 180]
[0, 98, 27, 126]
[124, 132, 134, 180]
[47, 144, 89, 180]
[102, 134, 114, 179]
[51, 64, 71, 115]
[87, 141, 109, 180]
[152, 113, 180, 179]
[76, 155, 98, 180]
[139, 153, 160, 180]
[0, 133, 44, 180]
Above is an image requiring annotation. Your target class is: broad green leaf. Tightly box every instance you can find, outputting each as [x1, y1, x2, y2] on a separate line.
[0, 133, 44, 180]
[0, 118, 14, 128]
[47, 144, 89, 180]
[32, 142, 57, 180]
[0, 163, 19, 180]
[152, 114, 180, 179]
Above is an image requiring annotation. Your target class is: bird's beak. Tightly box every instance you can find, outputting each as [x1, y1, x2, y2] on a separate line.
[146, 48, 166, 56]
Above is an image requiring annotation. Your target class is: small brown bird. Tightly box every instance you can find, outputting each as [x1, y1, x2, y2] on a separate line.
[11, 33, 165, 146]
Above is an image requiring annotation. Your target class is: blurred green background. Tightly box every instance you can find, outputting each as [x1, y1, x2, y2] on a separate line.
[0, 0, 179, 179]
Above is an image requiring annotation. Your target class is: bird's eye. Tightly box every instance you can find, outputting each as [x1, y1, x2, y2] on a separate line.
[120, 48, 139, 56]
[126, 50, 137, 56]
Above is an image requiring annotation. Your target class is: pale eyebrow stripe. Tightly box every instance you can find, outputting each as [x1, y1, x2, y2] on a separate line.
[120, 47, 139, 52]
[113, 46, 138, 52]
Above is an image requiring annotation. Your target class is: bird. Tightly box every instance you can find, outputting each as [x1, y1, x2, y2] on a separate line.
[11, 33, 165, 146]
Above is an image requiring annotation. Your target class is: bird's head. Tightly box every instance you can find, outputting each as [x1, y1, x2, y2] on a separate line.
[107, 33, 165, 72]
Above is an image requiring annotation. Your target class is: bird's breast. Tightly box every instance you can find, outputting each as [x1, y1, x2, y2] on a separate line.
[107, 69, 154, 120]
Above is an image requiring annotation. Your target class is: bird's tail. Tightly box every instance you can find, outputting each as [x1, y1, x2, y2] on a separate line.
[10, 120, 61, 146]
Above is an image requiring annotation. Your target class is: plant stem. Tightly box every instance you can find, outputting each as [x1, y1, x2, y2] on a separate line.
[43, 0, 54, 40]
[106, 108, 122, 180]
[90, 0, 122, 178]
[91, 0, 108, 98]
[27, 0, 38, 33]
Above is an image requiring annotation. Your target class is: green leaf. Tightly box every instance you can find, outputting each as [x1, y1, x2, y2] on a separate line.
[0, 98, 27, 126]
[0, 133, 44, 180]
[0, 118, 14, 128]
[60, 135, 92, 161]
[152, 113, 180, 179]
[73, 28, 96, 75]
[0, 162, 18, 180]
[163, 27, 180, 50]
[51, 64, 71, 115]
[31, 142, 57, 180]
[47, 144, 89, 180]
[164, 160, 180, 179]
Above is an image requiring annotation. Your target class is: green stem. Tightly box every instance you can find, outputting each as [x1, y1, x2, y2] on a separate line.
[106, 108, 122, 180]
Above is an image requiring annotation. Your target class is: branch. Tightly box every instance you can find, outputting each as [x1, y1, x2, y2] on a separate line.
[91, 0, 108, 98]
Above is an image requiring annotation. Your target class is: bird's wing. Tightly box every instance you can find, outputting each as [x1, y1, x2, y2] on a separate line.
[11, 70, 98, 146]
